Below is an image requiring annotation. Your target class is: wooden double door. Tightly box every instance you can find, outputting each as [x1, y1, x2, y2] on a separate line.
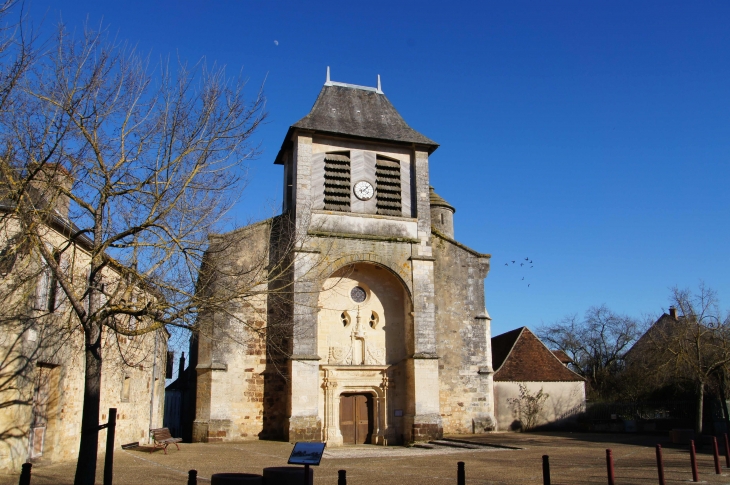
[339, 393, 373, 444]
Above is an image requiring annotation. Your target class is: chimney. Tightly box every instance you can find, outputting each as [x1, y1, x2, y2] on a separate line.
[179, 352, 186, 376]
[28, 163, 73, 219]
[669, 306, 677, 320]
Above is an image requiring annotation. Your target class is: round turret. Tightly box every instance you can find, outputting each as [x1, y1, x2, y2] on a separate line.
[429, 186, 455, 239]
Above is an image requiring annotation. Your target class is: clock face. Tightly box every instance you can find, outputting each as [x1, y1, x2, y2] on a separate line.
[353, 181, 374, 201]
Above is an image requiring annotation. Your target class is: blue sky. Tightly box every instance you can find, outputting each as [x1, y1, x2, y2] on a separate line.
[25, 1, 730, 337]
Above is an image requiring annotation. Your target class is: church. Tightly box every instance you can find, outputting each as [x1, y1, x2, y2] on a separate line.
[187, 71, 496, 446]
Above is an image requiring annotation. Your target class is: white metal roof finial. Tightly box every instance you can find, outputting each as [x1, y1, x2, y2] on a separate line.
[323, 68, 382, 93]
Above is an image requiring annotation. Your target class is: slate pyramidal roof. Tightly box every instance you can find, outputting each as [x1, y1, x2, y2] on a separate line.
[275, 72, 439, 164]
[491, 327, 584, 382]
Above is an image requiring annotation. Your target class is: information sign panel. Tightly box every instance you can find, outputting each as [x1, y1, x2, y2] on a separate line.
[287, 442, 326, 466]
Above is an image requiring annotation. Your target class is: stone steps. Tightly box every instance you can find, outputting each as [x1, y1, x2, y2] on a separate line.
[438, 438, 522, 450]
[428, 440, 481, 449]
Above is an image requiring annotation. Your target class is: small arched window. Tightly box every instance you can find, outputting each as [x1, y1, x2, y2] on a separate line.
[341, 311, 351, 327]
[369, 311, 379, 329]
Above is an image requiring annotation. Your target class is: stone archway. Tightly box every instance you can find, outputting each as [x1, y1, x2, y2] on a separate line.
[321, 254, 413, 298]
[317, 262, 411, 446]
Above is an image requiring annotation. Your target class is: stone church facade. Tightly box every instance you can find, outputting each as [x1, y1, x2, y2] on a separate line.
[190, 74, 495, 445]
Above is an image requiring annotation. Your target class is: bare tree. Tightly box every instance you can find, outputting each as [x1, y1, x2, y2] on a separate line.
[639, 284, 730, 434]
[0, 18, 274, 483]
[538, 305, 642, 400]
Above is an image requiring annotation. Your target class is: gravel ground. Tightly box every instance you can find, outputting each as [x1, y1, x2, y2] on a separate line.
[2, 432, 730, 485]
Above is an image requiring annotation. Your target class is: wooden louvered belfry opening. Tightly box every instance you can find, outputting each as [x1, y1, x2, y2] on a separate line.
[324, 152, 351, 211]
[376, 156, 402, 216]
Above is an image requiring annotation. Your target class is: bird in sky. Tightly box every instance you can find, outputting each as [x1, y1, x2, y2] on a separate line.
[505, 263, 508, 266]
[522, 277, 524, 280]
[512, 261, 515, 264]
[525, 257, 529, 261]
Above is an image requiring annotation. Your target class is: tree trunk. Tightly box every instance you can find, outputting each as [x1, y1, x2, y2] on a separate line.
[74, 341, 102, 485]
[720, 374, 730, 434]
[696, 382, 704, 436]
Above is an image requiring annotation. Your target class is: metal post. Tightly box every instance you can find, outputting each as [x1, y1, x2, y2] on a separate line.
[713, 436, 722, 474]
[103, 408, 117, 485]
[606, 449, 615, 485]
[188, 469, 197, 485]
[689, 440, 699, 482]
[338, 470, 346, 485]
[457, 461, 465, 485]
[542, 455, 551, 485]
[655, 444, 665, 485]
[18, 463, 31, 485]
[725, 433, 730, 468]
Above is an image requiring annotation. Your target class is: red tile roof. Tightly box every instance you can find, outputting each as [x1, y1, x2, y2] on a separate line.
[492, 327, 584, 382]
[552, 350, 572, 364]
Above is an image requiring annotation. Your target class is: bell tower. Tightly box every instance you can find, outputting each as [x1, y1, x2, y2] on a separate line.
[273, 69, 445, 443]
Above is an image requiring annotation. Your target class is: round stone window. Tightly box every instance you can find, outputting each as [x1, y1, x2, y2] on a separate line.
[350, 286, 367, 303]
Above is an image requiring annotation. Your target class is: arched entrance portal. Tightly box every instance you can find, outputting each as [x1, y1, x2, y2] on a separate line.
[317, 262, 412, 446]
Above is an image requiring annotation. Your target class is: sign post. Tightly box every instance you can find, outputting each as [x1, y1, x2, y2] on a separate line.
[288, 442, 326, 485]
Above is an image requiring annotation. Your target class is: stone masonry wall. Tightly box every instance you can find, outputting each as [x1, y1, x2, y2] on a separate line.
[432, 232, 494, 434]
[193, 219, 273, 443]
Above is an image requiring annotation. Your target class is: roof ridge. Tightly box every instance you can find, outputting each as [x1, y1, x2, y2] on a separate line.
[525, 327, 585, 381]
[492, 327, 586, 382]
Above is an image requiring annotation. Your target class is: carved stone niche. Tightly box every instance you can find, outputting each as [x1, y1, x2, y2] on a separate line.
[320, 365, 392, 446]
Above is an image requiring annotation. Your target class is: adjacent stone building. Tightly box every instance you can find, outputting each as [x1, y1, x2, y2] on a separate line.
[0, 165, 167, 472]
[189, 73, 495, 445]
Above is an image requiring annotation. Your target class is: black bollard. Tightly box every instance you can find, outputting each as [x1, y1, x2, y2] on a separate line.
[18, 462, 32, 485]
[188, 469, 198, 485]
[457, 462, 465, 485]
[542, 455, 551, 485]
[103, 408, 117, 485]
[338, 470, 347, 485]
[725, 433, 730, 468]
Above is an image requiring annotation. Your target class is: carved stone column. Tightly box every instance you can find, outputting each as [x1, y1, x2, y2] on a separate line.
[322, 369, 343, 445]
[374, 371, 389, 445]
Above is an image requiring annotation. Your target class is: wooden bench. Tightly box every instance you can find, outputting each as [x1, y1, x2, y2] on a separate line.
[149, 428, 182, 454]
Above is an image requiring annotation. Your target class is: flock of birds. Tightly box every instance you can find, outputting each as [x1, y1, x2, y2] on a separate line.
[504, 257, 534, 287]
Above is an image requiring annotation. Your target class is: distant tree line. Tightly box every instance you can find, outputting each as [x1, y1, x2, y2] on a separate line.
[537, 283, 730, 434]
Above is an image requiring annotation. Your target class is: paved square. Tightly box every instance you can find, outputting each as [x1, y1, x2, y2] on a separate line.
[3, 432, 730, 485]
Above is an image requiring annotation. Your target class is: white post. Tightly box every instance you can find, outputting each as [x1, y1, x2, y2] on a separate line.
[148, 329, 159, 443]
